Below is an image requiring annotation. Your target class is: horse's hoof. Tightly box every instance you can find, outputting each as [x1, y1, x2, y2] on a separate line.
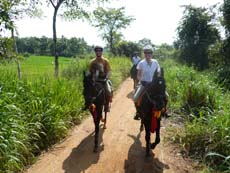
[103, 125, 107, 129]
[134, 115, 140, 120]
[151, 142, 159, 150]
[155, 138, 160, 144]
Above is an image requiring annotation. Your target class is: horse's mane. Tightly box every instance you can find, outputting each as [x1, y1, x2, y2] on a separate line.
[143, 68, 167, 111]
[83, 71, 105, 108]
[150, 68, 166, 93]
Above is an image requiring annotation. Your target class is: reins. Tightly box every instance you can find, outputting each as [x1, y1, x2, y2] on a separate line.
[145, 90, 165, 105]
[91, 81, 105, 102]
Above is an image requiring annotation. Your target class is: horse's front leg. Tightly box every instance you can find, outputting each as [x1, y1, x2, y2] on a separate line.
[144, 121, 151, 157]
[133, 79, 136, 89]
[103, 111, 107, 129]
[102, 98, 109, 129]
[151, 119, 161, 149]
[140, 118, 144, 131]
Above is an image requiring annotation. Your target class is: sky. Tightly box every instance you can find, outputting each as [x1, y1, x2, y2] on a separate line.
[15, 0, 223, 46]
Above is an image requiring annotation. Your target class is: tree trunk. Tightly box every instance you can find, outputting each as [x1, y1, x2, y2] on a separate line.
[11, 29, 21, 79]
[109, 31, 115, 55]
[53, 7, 59, 78]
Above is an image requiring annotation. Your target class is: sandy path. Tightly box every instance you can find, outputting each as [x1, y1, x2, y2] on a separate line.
[27, 78, 195, 173]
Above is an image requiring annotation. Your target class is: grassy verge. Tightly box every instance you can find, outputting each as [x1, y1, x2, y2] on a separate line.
[161, 58, 230, 172]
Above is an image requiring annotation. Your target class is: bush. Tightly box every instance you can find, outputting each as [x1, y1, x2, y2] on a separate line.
[217, 66, 230, 89]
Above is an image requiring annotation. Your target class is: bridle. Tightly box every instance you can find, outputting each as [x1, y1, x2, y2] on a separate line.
[90, 81, 106, 103]
[143, 77, 166, 110]
[91, 81, 105, 103]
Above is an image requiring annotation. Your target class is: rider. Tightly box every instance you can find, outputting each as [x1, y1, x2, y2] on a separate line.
[131, 51, 141, 65]
[89, 45, 112, 112]
[130, 51, 141, 87]
[133, 45, 160, 120]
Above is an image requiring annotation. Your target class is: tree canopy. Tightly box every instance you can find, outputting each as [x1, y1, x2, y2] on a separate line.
[91, 7, 135, 55]
[176, 5, 219, 70]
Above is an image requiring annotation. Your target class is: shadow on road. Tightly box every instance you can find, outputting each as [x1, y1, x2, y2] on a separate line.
[124, 132, 169, 173]
[127, 91, 134, 99]
[62, 125, 105, 173]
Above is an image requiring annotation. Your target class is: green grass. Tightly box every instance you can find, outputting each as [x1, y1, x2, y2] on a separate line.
[0, 55, 72, 78]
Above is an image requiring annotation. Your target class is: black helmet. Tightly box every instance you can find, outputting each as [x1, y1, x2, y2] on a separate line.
[94, 45, 103, 52]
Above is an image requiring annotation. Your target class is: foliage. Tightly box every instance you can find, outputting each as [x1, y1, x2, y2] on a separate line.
[221, 37, 230, 65]
[0, 37, 15, 60]
[176, 5, 219, 70]
[138, 38, 155, 48]
[162, 58, 230, 172]
[0, 0, 41, 31]
[116, 40, 141, 58]
[91, 7, 135, 55]
[216, 65, 230, 89]
[223, 0, 230, 35]
[16, 36, 91, 57]
[154, 43, 175, 59]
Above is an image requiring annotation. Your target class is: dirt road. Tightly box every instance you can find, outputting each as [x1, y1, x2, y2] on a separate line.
[27, 78, 195, 173]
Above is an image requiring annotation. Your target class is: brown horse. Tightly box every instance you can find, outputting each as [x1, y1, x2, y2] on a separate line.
[130, 64, 139, 89]
[139, 68, 167, 157]
[83, 72, 108, 152]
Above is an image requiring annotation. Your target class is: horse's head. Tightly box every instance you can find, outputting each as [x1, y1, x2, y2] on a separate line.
[146, 68, 167, 110]
[83, 71, 105, 109]
[83, 71, 95, 108]
[130, 64, 138, 80]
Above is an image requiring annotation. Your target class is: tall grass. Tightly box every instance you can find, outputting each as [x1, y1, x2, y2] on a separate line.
[0, 55, 131, 173]
[61, 55, 132, 88]
[162, 58, 230, 172]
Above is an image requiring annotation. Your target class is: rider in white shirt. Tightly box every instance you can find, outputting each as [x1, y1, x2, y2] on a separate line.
[131, 52, 141, 65]
[133, 46, 160, 120]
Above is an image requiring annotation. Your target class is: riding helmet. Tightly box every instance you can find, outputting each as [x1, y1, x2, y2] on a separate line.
[143, 45, 153, 53]
[94, 45, 103, 52]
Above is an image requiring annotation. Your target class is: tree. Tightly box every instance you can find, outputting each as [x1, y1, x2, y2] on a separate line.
[0, 0, 40, 78]
[176, 5, 219, 70]
[154, 43, 174, 59]
[42, 0, 109, 77]
[222, 0, 230, 64]
[138, 38, 155, 49]
[91, 7, 135, 55]
[116, 40, 141, 57]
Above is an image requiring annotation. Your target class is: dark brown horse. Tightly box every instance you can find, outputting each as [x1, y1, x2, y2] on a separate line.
[130, 64, 139, 89]
[139, 68, 167, 157]
[83, 72, 108, 152]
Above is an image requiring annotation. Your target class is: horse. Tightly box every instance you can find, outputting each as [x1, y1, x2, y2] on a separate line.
[138, 68, 167, 157]
[130, 64, 139, 89]
[83, 72, 108, 152]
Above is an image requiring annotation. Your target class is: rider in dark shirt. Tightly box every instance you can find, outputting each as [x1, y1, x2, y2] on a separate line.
[89, 46, 112, 112]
